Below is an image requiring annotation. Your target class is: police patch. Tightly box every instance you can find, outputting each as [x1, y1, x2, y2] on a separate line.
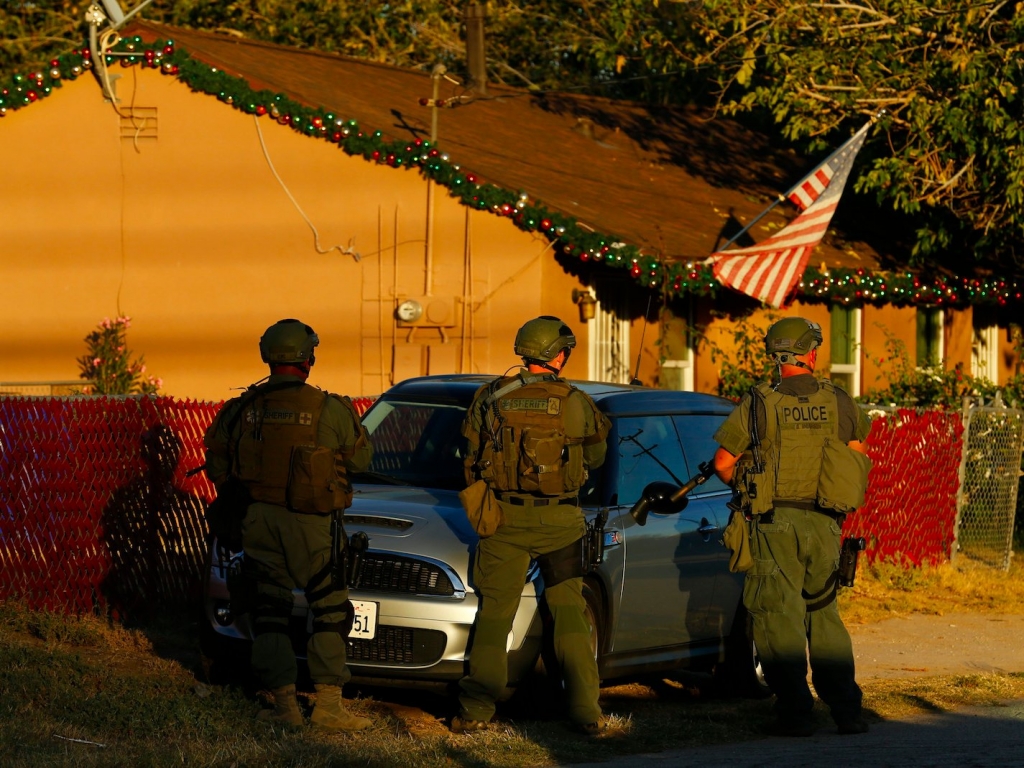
[780, 404, 835, 430]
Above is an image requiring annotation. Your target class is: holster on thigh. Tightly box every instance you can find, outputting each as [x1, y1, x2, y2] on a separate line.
[536, 537, 585, 589]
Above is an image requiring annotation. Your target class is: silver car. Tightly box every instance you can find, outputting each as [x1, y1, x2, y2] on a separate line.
[201, 375, 763, 695]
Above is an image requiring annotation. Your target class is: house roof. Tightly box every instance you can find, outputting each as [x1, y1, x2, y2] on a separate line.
[128, 20, 891, 276]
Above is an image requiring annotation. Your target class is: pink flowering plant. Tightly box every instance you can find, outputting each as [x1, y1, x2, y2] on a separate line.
[77, 316, 162, 395]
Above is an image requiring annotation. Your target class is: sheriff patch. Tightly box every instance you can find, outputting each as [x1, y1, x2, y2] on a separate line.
[500, 397, 561, 415]
[262, 408, 301, 424]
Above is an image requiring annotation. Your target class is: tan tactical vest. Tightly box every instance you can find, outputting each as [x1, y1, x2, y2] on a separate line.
[476, 375, 586, 496]
[231, 383, 352, 513]
[758, 378, 840, 505]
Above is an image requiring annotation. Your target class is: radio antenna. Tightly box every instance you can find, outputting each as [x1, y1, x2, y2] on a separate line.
[630, 295, 653, 386]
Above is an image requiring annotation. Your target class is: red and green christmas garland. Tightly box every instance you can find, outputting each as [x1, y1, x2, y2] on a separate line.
[2, 35, 1021, 309]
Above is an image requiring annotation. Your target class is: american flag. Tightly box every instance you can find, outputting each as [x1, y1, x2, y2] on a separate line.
[709, 120, 872, 308]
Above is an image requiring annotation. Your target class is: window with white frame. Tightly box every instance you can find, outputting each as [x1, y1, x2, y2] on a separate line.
[587, 289, 631, 384]
[916, 307, 944, 367]
[658, 300, 695, 391]
[971, 323, 1000, 384]
[829, 305, 862, 396]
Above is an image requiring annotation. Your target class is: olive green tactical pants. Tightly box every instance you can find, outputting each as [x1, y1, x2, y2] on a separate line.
[744, 507, 862, 724]
[242, 502, 351, 690]
[458, 501, 601, 726]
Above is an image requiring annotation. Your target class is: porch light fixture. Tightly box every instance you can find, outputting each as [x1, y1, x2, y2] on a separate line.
[572, 288, 597, 323]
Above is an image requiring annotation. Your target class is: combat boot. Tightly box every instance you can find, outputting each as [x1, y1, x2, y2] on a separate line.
[257, 684, 304, 727]
[310, 684, 372, 732]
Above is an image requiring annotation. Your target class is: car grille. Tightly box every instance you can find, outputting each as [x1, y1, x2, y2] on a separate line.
[347, 626, 447, 665]
[356, 553, 457, 596]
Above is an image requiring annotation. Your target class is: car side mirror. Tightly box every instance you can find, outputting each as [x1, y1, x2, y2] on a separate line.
[629, 481, 689, 526]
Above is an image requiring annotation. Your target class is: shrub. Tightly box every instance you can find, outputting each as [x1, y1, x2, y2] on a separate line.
[77, 316, 162, 395]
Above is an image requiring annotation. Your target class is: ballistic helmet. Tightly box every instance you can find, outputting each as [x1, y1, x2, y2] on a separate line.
[764, 317, 822, 364]
[259, 319, 319, 365]
[514, 316, 577, 363]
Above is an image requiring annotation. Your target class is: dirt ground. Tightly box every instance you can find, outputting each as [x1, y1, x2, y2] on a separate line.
[848, 612, 1024, 681]
[364, 611, 1024, 737]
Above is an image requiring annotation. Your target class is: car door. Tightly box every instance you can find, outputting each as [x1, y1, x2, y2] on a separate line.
[674, 412, 743, 638]
[608, 413, 722, 652]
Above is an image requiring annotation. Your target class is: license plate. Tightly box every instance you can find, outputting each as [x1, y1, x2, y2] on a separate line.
[348, 600, 378, 640]
[305, 599, 378, 640]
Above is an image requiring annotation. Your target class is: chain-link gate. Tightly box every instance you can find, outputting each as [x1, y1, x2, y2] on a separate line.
[954, 398, 1024, 570]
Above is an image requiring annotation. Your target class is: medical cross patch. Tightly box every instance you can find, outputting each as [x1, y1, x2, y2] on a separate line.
[299, 412, 313, 425]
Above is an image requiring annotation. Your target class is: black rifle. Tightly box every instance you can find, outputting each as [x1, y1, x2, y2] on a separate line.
[744, 386, 766, 501]
[330, 511, 347, 588]
[630, 460, 716, 526]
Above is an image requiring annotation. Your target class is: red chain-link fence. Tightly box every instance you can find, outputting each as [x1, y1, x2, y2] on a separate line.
[0, 397, 964, 616]
[0, 395, 374, 618]
[846, 407, 965, 566]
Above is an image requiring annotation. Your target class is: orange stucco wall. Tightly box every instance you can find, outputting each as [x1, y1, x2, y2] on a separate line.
[0, 69, 589, 400]
[3, 70, 1017, 403]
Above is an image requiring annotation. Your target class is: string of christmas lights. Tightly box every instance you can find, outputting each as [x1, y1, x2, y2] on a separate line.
[2, 36, 1021, 309]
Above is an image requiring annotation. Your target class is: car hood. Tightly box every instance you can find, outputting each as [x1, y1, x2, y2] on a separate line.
[344, 485, 477, 579]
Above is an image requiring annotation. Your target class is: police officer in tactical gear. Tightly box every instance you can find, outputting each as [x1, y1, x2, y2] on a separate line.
[204, 319, 373, 731]
[452, 316, 612, 735]
[712, 316, 872, 737]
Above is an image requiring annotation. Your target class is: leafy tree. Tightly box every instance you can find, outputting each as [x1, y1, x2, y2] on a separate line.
[698, 311, 779, 401]
[611, 1, 1024, 272]
[0, 2, 87, 77]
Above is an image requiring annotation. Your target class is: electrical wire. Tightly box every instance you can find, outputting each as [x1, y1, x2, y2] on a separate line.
[252, 114, 361, 261]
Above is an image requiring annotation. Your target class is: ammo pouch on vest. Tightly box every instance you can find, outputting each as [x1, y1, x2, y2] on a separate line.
[232, 383, 353, 514]
[479, 376, 585, 496]
[288, 445, 352, 514]
[730, 451, 775, 517]
[816, 437, 872, 513]
[458, 479, 504, 537]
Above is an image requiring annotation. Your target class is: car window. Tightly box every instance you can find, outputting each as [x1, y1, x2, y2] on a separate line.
[612, 415, 688, 507]
[361, 400, 468, 490]
[673, 414, 731, 496]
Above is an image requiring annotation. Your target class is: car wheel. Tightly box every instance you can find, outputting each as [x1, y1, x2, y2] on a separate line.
[714, 602, 771, 699]
[581, 578, 605, 665]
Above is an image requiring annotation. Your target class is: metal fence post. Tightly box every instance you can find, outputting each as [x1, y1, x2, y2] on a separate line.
[953, 396, 972, 566]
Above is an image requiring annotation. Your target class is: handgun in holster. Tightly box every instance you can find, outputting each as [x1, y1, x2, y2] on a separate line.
[582, 509, 608, 572]
[838, 536, 867, 588]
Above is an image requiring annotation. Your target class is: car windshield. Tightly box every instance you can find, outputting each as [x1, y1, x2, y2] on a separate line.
[357, 398, 469, 490]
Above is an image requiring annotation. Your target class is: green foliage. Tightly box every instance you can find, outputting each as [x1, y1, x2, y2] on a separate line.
[77, 316, 161, 395]
[859, 326, 1024, 408]
[671, 0, 1024, 274]
[699, 311, 777, 400]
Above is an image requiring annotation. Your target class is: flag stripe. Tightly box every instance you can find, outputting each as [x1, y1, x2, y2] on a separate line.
[708, 121, 871, 308]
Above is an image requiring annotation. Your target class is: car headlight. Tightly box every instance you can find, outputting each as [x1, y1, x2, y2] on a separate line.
[214, 603, 234, 627]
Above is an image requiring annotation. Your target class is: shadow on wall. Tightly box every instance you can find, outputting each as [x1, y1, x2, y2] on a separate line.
[101, 423, 209, 619]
